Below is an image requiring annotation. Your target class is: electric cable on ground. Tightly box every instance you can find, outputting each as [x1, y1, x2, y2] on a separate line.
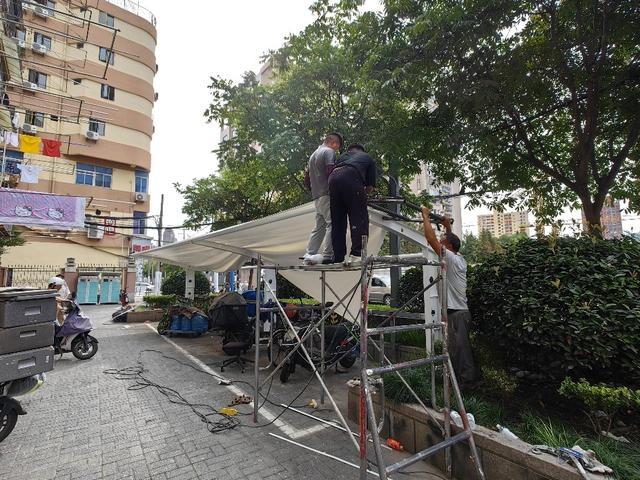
[103, 349, 318, 433]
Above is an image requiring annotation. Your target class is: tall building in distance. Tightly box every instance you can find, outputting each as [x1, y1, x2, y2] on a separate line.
[477, 211, 530, 237]
[582, 196, 622, 239]
[0, 0, 157, 269]
[408, 163, 463, 238]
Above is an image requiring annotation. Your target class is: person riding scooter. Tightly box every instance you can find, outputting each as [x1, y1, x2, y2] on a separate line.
[54, 299, 99, 360]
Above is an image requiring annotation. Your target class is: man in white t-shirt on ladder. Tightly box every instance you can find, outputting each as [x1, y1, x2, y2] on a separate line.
[421, 207, 477, 385]
[303, 132, 343, 265]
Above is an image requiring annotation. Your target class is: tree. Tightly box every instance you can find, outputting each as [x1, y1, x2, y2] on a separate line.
[376, 0, 639, 234]
[0, 231, 24, 257]
[175, 156, 304, 231]
[198, 2, 422, 221]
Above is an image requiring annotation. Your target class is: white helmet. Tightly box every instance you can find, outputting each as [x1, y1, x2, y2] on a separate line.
[48, 277, 64, 286]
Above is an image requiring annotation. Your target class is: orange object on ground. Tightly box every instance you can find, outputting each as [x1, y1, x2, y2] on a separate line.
[386, 438, 404, 451]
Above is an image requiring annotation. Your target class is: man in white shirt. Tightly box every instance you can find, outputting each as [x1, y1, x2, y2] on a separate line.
[421, 207, 477, 384]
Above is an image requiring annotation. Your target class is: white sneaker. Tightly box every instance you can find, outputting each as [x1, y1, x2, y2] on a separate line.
[303, 253, 324, 265]
[344, 254, 361, 265]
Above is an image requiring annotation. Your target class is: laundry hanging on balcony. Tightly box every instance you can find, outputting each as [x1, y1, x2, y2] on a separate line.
[42, 139, 61, 157]
[18, 134, 42, 154]
[17, 164, 41, 184]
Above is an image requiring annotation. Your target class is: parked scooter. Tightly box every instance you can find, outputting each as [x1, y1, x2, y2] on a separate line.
[0, 374, 45, 442]
[56, 300, 99, 360]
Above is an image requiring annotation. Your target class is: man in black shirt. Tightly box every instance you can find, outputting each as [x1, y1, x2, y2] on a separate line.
[328, 143, 377, 263]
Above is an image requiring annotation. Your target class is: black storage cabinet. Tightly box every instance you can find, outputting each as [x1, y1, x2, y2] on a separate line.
[0, 288, 58, 329]
[0, 287, 56, 383]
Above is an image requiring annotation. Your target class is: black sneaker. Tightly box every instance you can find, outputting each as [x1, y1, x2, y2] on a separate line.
[322, 258, 334, 264]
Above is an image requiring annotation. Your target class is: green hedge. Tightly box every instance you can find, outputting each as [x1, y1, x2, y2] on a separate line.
[276, 273, 310, 299]
[397, 267, 424, 313]
[468, 236, 640, 387]
[161, 270, 210, 296]
[143, 294, 177, 309]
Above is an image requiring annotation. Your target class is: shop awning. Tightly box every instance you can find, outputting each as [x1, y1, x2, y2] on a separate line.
[136, 202, 429, 320]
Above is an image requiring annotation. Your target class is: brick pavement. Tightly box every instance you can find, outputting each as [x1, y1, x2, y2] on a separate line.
[0, 305, 444, 480]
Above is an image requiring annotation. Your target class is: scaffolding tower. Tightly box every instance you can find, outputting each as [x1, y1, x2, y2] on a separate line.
[251, 238, 486, 479]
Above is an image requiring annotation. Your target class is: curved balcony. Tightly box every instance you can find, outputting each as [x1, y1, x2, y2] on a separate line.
[104, 0, 156, 26]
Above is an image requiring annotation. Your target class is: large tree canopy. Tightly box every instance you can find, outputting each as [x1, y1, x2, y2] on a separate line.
[376, 0, 639, 230]
[182, 0, 638, 232]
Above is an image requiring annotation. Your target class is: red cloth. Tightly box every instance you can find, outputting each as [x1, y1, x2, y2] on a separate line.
[42, 139, 61, 157]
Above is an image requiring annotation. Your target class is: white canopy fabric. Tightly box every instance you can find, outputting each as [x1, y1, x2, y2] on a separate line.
[136, 202, 428, 320]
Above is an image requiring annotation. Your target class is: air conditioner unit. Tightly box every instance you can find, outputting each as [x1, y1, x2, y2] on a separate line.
[31, 42, 48, 54]
[22, 124, 38, 134]
[87, 224, 104, 240]
[34, 6, 50, 18]
[22, 81, 37, 90]
[85, 130, 100, 141]
[14, 38, 26, 49]
[134, 192, 148, 203]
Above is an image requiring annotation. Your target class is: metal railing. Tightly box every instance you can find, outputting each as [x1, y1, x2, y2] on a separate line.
[104, 0, 156, 26]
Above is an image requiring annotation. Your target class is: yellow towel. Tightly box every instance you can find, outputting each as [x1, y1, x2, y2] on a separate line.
[19, 134, 41, 154]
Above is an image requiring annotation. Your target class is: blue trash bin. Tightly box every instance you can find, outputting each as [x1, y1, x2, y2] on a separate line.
[170, 315, 181, 331]
[181, 316, 192, 331]
[242, 290, 264, 317]
[191, 314, 208, 333]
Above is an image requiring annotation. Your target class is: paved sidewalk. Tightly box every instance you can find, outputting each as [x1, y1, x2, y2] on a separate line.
[0, 305, 444, 480]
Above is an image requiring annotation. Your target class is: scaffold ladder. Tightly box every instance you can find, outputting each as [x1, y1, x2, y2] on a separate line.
[357, 242, 486, 480]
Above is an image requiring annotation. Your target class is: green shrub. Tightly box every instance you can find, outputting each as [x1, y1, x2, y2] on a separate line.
[276, 273, 310, 299]
[143, 294, 177, 309]
[395, 330, 426, 348]
[481, 366, 518, 396]
[559, 378, 640, 414]
[468, 236, 640, 386]
[161, 269, 210, 296]
[397, 267, 424, 313]
[559, 377, 640, 434]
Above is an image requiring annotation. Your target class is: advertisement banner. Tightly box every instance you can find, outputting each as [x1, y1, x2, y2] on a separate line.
[0, 188, 86, 229]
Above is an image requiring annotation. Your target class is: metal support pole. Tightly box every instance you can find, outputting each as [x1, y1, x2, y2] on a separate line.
[359, 236, 369, 480]
[253, 255, 261, 423]
[320, 271, 326, 405]
[262, 280, 361, 451]
[440, 246, 452, 475]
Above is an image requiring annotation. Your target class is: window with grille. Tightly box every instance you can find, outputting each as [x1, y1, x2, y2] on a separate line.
[33, 32, 52, 49]
[100, 84, 115, 101]
[98, 11, 115, 27]
[135, 170, 148, 193]
[28, 69, 47, 88]
[88, 118, 106, 136]
[25, 111, 45, 127]
[76, 163, 112, 188]
[99, 47, 115, 65]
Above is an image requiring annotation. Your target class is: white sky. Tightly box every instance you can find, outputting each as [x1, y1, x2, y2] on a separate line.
[146, 0, 314, 234]
[144, 1, 638, 239]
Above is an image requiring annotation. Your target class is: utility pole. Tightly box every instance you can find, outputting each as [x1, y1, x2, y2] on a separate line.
[157, 193, 164, 247]
[154, 194, 164, 294]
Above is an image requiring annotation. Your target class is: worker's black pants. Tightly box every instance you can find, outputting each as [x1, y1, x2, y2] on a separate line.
[328, 167, 369, 263]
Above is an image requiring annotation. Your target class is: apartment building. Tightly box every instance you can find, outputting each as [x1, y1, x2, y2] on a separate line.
[477, 211, 530, 237]
[0, 0, 156, 273]
[581, 196, 623, 239]
[407, 163, 463, 238]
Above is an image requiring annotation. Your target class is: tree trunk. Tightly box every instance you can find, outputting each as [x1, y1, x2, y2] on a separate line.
[582, 201, 603, 237]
